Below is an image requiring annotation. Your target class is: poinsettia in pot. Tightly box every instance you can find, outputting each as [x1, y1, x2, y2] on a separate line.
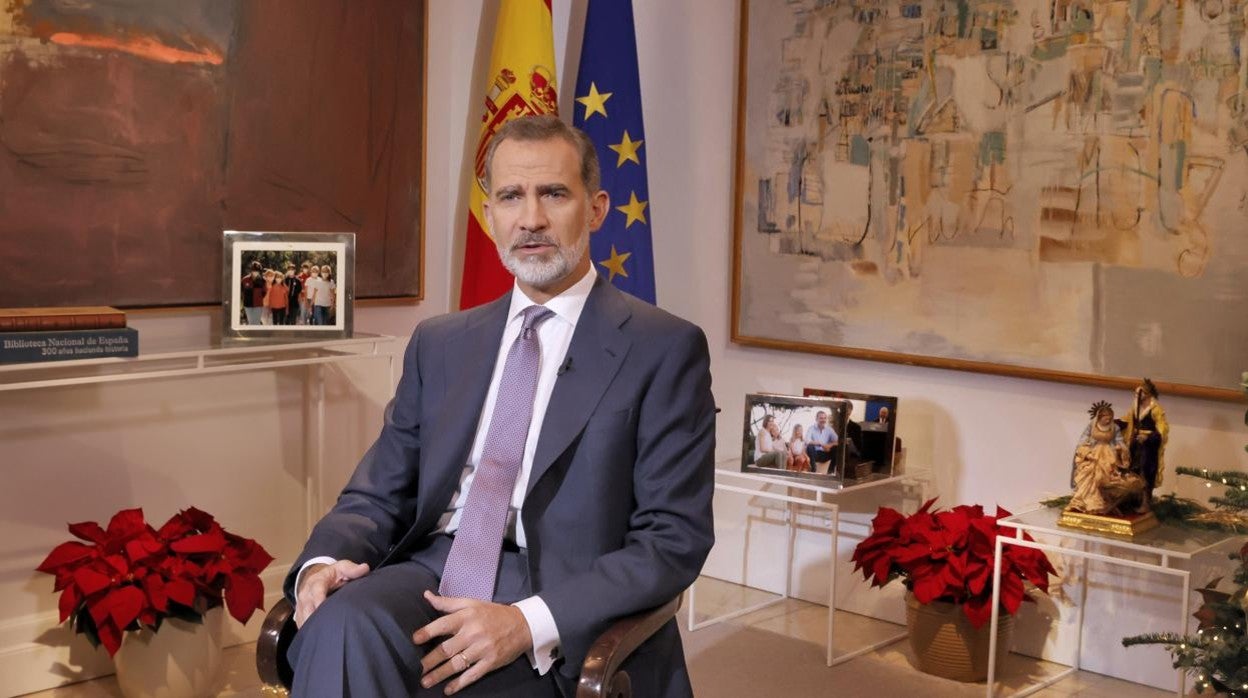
[37, 507, 273, 698]
[851, 498, 1057, 682]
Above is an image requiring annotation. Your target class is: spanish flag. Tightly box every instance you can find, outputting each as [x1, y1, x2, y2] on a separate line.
[458, 0, 559, 310]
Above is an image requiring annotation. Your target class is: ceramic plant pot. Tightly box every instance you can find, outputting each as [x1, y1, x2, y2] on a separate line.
[113, 607, 224, 698]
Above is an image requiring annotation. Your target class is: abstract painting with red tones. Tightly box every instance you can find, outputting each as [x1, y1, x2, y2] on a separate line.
[0, 0, 424, 307]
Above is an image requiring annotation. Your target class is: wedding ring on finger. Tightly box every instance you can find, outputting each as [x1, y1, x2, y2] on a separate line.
[453, 652, 470, 672]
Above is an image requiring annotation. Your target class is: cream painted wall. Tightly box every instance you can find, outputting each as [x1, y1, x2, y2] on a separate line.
[2, 1, 1244, 694]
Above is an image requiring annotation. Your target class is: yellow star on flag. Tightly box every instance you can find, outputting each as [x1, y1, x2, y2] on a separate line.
[598, 245, 631, 281]
[575, 82, 612, 121]
[615, 191, 649, 228]
[608, 130, 643, 167]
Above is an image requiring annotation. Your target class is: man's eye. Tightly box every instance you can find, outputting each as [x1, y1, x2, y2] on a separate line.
[545, 190, 566, 199]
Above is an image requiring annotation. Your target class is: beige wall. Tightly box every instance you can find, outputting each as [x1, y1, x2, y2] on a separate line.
[2, 1, 1244, 694]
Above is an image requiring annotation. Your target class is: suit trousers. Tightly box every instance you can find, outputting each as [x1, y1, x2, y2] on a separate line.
[288, 535, 557, 697]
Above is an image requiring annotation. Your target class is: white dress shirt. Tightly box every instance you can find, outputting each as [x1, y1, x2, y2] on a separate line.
[298, 265, 597, 676]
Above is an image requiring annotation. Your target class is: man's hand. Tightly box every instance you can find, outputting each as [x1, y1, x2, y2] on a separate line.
[414, 591, 533, 695]
[293, 560, 370, 627]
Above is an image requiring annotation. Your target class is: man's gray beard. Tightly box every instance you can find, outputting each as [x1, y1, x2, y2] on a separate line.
[497, 232, 589, 288]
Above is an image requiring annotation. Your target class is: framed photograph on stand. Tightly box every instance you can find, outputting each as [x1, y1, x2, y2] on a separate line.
[222, 231, 355, 340]
[742, 392, 851, 483]
[803, 388, 900, 479]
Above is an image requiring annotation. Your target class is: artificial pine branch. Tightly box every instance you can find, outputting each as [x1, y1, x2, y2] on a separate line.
[1121, 631, 1192, 647]
[1176, 467, 1248, 487]
[1211, 491, 1248, 509]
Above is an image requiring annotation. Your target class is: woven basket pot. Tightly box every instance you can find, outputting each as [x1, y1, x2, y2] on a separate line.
[904, 591, 1015, 682]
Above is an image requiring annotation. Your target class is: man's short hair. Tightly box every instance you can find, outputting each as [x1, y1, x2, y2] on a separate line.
[483, 114, 601, 196]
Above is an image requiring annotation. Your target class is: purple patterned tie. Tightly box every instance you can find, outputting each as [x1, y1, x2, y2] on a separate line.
[439, 305, 554, 600]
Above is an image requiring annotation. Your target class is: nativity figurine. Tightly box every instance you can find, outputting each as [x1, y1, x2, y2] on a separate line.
[1065, 401, 1145, 516]
[1125, 377, 1168, 507]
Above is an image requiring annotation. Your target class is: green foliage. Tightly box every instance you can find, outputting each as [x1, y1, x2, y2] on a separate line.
[1042, 493, 1220, 528]
[240, 250, 338, 274]
[1151, 493, 1227, 527]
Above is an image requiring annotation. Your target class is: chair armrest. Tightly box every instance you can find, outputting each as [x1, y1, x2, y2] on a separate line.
[576, 594, 682, 698]
[256, 597, 297, 691]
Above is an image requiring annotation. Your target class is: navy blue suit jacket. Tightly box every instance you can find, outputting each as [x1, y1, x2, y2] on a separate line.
[286, 277, 716, 689]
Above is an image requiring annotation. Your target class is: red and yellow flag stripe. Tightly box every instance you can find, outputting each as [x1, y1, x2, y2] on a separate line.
[459, 0, 558, 309]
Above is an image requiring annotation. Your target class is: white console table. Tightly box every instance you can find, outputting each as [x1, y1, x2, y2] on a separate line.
[0, 333, 398, 696]
[986, 508, 1239, 697]
[0, 333, 397, 534]
[689, 462, 925, 666]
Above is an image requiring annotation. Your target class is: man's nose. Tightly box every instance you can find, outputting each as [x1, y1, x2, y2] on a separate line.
[518, 195, 549, 232]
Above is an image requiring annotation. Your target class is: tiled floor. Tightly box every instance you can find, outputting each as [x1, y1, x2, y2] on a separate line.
[683, 577, 1174, 697]
[24, 577, 1177, 697]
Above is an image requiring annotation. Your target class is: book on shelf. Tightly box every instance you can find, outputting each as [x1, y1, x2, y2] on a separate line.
[0, 306, 126, 332]
[0, 327, 139, 365]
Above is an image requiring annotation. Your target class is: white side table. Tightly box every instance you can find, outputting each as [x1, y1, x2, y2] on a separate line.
[689, 463, 925, 666]
[986, 507, 1239, 697]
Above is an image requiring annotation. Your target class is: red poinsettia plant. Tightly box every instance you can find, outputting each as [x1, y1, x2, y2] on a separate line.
[36, 507, 273, 657]
[851, 498, 1057, 628]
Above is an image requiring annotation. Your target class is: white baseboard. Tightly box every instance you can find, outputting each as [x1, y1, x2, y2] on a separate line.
[0, 564, 291, 696]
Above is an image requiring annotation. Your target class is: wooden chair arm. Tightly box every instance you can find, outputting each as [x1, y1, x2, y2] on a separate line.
[256, 597, 296, 692]
[576, 594, 682, 698]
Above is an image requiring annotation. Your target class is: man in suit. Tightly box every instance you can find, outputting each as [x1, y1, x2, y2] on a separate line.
[284, 114, 716, 697]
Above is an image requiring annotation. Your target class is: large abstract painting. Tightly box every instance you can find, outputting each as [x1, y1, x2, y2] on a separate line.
[732, 0, 1248, 399]
[0, 0, 424, 308]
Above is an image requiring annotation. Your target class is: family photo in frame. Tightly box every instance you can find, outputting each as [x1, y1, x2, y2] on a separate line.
[803, 388, 900, 480]
[222, 231, 355, 340]
[741, 390, 901, 484]
[741, 393, 850, 482]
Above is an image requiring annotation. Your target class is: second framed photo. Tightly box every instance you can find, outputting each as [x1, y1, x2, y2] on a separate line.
[803, 388, 900, 480]
[222, 231, 355, 340]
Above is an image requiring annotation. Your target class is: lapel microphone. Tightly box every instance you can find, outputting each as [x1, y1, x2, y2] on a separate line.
[557, 356, 573, 376]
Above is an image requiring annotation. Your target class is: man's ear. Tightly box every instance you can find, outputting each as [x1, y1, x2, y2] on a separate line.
[481, 199, 493, 235]
[589, 190, 610, 231]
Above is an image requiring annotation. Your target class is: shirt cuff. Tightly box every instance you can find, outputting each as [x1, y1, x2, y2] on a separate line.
[513, 595, 561, 674]
[294, 556, 338, 600]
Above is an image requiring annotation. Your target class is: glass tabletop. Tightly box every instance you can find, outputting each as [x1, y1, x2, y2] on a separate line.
[714, 458, 914, 495]
[1002, 507, 1241, 559]
[0, 332, 395, 391]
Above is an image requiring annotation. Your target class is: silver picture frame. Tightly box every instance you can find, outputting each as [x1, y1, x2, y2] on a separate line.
[222, 231, 355, 340]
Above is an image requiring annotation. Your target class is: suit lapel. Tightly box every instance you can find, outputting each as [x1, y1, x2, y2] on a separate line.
[526, 278, 633, 497]
[418, 296, 510, 526]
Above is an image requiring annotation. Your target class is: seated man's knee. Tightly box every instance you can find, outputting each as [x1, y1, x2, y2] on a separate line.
[308, 584, 412, 639]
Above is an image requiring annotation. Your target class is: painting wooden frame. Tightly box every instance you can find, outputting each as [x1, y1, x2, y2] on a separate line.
[730, 0, 1247, 402]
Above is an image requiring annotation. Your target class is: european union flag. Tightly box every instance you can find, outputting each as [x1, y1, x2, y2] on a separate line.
[572, 0, 655, 304]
